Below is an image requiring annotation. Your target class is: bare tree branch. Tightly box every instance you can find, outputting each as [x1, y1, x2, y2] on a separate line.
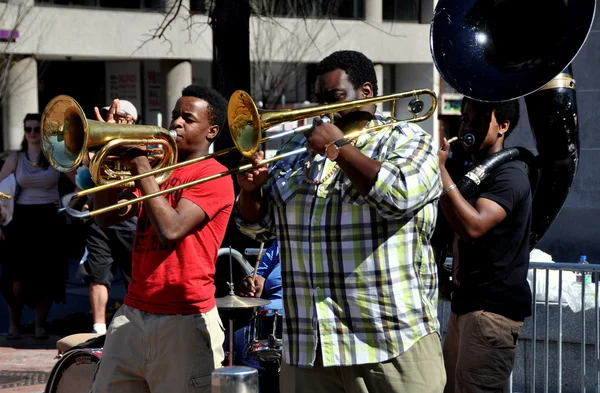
[137, 0, 408, 56]
[0, 1, 37, 106]
[132, 0, 185, 56]
[150, 0, 182, 41]
[249, 0, 345, 108]
[131, 0, 409, 113]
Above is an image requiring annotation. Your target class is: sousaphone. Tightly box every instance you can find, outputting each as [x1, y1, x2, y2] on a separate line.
[430, 0, 596, 300]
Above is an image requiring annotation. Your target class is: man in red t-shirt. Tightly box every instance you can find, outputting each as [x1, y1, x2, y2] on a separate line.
[90, 85, 234, 393]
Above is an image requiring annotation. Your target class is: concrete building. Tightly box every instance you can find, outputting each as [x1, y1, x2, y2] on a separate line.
[0, 0, 441, 152]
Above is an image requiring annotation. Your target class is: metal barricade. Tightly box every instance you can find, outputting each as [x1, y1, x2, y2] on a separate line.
[438, 261, 600, 393]
[524, 262, 600, 393]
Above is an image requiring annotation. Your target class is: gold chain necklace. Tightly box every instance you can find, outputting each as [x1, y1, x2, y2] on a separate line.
[303, 139, 356, 185]
[25, 152, 40, 168]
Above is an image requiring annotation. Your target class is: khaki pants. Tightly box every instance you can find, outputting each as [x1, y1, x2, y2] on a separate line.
[280, 332, 446, 393]
[443, 311, 523, 393]
[92, 304, 225, 393]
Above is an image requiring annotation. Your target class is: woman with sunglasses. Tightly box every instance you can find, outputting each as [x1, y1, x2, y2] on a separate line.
[0, 113, 76, 340]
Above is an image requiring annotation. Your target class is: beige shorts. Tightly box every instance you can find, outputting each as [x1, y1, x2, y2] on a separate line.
[280, 332, 446, 393]
[92, 304, 225, 393]
[443, 311, 523, 393]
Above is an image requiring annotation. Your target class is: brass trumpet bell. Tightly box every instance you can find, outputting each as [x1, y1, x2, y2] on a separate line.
[41, 95, 178, 187]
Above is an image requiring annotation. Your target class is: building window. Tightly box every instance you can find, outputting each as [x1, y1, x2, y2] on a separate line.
[36, 0, 96, 6]
[190, 0, 207, 13]
[382, 0, 420, 22]
[35, 0, 163, 10]
[253, 0, 364, 20]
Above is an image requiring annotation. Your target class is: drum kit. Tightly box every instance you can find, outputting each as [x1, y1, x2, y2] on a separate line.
[44, 348, 102, 393]
[216, 246, 284, 367]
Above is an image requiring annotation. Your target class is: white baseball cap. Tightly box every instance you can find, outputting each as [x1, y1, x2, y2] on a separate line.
[101, 99, 138, 121]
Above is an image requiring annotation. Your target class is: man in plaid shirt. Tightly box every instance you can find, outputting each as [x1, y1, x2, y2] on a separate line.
[236, 50, 445, 393]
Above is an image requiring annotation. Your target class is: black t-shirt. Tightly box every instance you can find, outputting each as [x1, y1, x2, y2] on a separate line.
[451, 160, 533, 321]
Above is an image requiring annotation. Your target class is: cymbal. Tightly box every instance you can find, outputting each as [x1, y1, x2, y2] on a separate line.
[216, 295, 271, 310]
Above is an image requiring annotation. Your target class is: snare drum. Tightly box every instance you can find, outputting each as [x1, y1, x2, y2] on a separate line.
[45, 348, 102, 393]
[244, 308, 283, 362]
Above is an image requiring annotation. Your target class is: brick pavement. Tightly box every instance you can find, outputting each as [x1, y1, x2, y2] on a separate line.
[0, 334, 62, 393]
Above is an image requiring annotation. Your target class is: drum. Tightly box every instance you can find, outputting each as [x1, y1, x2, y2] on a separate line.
[244, 308, 283, 362]
[44, 348, 102, 393]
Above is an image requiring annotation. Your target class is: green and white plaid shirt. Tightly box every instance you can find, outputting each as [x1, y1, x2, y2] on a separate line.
[236, 112, 442, 367]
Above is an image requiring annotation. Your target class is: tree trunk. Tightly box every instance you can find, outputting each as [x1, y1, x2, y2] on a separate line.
[212, 0, 251, 172]
[210, 0, 262, 269]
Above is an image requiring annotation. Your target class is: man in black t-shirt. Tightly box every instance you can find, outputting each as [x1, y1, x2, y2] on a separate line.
[437, 97, 532, 393]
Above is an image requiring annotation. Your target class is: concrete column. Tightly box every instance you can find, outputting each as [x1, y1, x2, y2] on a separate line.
[374, 63, 384, 112]
[160, 59, 192, 129]
[2, 57, 38, 151]
[364, 0, 382, 24]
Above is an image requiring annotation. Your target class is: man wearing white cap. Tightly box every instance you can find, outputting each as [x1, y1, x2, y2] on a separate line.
[97, 98, 140, 124]
[77, 98, 139, 335]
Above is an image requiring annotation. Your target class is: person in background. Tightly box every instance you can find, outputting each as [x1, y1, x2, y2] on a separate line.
[76, 98, 139, 335]
[0, 113, 76, 340]
[97, 99, 141, 125]
[236, 239, 282, 393]
[438, 97, 531, 393]
[90, 85, 234, 393]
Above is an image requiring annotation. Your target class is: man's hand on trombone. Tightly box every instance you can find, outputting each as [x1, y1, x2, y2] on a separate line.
[304, 117, 344, 155]
[237, 151, 269, 192]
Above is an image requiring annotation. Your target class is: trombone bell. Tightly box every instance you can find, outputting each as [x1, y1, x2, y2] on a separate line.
[227, 89, 437, 159]
[41, 95, 178, 187]
[228, 91, 262, 157]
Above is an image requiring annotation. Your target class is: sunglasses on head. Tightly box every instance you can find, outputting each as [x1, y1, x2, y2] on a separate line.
[24, 126, 40, 133]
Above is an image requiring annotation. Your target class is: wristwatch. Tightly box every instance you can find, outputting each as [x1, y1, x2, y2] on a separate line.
[324, 139, 351, 161]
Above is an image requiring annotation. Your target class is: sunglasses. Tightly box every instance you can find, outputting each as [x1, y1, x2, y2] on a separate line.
[24, 126, 40, 133]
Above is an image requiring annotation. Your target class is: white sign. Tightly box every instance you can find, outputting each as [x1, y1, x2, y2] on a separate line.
[105, 61, 142, 116]
[144, 61, 162, 126]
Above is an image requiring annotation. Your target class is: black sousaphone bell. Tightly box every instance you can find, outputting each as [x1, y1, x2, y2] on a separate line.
[430, 0, 597, 301]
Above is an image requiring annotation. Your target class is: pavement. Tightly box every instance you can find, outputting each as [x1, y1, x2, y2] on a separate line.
[0, 258, 126, 393]
[0, 333, 61, 393]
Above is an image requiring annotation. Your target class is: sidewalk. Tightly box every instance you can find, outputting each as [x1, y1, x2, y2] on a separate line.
[0, 334, 61, 393]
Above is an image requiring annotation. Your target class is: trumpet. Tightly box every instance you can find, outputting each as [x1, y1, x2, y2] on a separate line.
[0, 192, 10, 200]
[41, 95, 178, 188]
[55, 88, 437, 219]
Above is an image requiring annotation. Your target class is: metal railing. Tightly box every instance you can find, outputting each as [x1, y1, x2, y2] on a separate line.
[520, 262, 600, 393]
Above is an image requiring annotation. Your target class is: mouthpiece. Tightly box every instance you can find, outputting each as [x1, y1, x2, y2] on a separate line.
[446, 134, 475, 146]
[461, 133, 475, 146]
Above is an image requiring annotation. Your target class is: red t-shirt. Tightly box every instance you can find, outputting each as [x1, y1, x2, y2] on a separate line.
[124, 158, 234, 314]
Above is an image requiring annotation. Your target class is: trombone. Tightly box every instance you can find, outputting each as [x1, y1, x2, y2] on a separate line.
[55, 88, 437, 219]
